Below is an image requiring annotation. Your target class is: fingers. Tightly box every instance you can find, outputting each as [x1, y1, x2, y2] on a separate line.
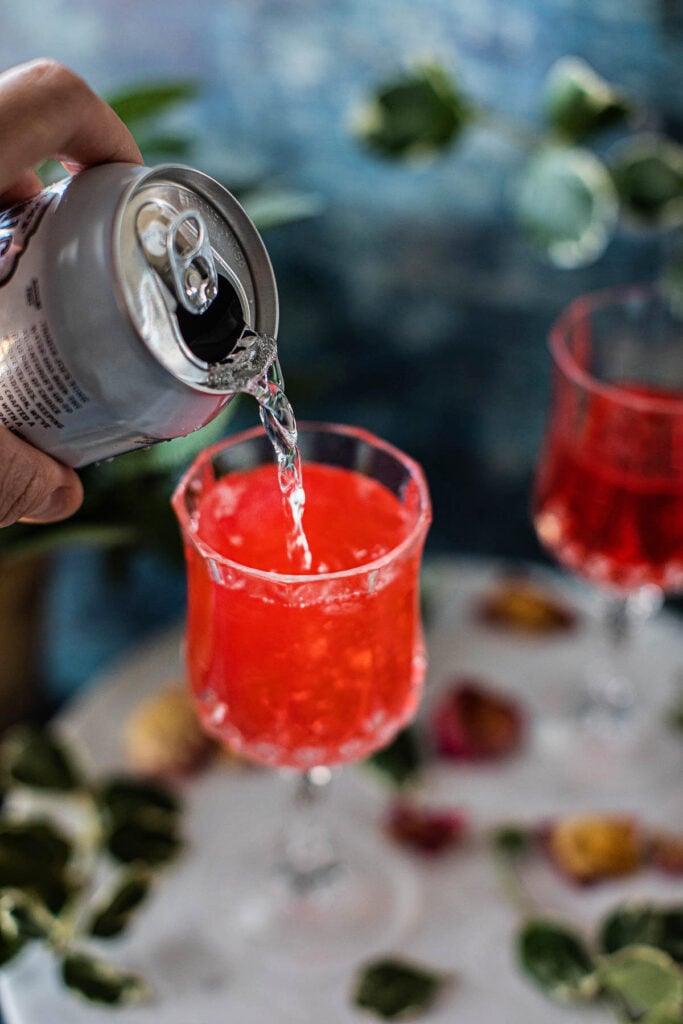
[0, 427, 83, 527]
[0, 169, 44, 203]
[0, 58, 142, 199]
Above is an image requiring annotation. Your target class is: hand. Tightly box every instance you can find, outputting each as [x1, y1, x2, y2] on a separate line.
[0, 59, 142, 527]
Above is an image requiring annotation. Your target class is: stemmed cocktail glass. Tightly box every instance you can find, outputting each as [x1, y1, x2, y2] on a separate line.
[533, 285, 683, 762]
[172, 422, 431, 968]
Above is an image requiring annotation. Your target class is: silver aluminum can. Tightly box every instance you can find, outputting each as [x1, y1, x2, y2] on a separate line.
[0, 162, 279, 467]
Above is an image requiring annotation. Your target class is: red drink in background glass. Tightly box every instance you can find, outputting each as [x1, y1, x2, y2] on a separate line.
[534, 383, 683, 593]
[531, 285, 683, 740]
[174, 425, 431, 770]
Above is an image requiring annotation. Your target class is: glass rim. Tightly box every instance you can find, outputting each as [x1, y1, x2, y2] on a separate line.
[549, 282, 683, 415]
[172, 420, 432, 584]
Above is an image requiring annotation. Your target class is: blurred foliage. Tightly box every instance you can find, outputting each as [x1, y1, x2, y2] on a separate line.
[0, 725, 183, 1006]
[0, 79, 319, 568]
[353, 55, 683, 272]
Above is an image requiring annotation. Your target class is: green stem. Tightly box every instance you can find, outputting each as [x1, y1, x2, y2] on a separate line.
[494, 850, 537, 920]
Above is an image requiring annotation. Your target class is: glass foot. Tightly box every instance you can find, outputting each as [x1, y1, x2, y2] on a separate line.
[220, 826, 418, 973]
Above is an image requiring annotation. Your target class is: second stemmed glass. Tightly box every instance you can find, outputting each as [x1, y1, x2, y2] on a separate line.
[533, 285, 683, 758]
[172, 422, 431, 969]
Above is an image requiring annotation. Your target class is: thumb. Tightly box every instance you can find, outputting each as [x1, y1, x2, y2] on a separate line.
[0, 427, 83, 527]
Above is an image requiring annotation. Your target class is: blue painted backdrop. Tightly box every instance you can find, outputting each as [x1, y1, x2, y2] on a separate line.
[0, 0, 680, 696]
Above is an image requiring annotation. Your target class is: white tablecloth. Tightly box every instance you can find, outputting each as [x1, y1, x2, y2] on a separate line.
[2, 558, 682, 1023]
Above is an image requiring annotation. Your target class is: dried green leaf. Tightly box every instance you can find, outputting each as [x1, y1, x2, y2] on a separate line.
[106, 81, 198, 126]
[492, 825, 533, 859]
[88, 872, 151, 939]
[0, 889, 55, 941]
[1, 727, 83, 792]
[601, 906, 683, 963]
[0, 929, 26, 966]
[544, 56, 633, 143]
[366, 726, 423, 788]
[241, 190, 323, 231]
[353, 958, 444, 1020]
[518, 920, 596, 1003]
[97, 777, 180, 828]
[0, 823, 74, 917]
[668, 687, 683, 733]
[597, 946, 683, 1021]
[105, 820, 181, 867]
[0, 822, 72, 872]
[134, 133, 192, 160]
[61, 952, 150, 1006]
[515, 145, 618, 268]
[639, 1006, 683, 1024]
[610, 134, 683, 227]
[352, 63, 472, 161]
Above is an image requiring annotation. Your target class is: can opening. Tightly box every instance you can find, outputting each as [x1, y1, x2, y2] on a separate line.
[174, 273, 246, 364]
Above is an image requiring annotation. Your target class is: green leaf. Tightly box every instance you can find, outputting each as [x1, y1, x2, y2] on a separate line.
[107, 81, 198, 126]
[61, 952, 150, 1006]
[610, 134, 683, 227]
[0, 823, 73, 914]
[518, 920, 596, 1003]
[602, 906, 667, 957]
[544, 56, 634, 143]
[241, 190, 324, 231]
[88, 872, 151, 939]
[352, 62, 473, 161]
[98, 778, 182, 867]
[0, 889, 55, 941]
[597, 946, 683, 1021]
[667, 688, 683, 733]
[0, 822, 72, 873]
[601, 906, 683, 964]
[353, 958, 444, 1020]
[0, 727, 83, 792]
[134, 133, 192, 160]
[97, 777, 180, 827]
[0, 929, 26, 966]
[0, 524, 138, 567]
[105, 820, 181, 868]
[365, 726, 423, 788]
[516, 145, 618, 268]
[639, 1007, 683, 1024]
[492, 825, 533, 859]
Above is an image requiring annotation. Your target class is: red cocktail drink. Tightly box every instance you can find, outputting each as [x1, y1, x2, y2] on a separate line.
[534, 384, 683, 593]
[532, 285, 683, 737]
[173, 424, 431, 770]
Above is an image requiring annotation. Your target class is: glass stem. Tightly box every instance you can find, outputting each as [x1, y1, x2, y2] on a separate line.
[582, 588, 662, 729]
[276, 767, 343, 897]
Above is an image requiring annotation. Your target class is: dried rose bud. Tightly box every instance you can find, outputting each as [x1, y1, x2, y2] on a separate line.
[432, 679, 524, 761]
[545, 815, 643, 885]
[476, 577, 576, 634]
[385, 801, 468, 856]
[648, 831, 683, 875]
[125, 684, 217, 778]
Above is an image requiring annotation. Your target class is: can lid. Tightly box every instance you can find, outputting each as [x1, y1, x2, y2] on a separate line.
[114, 165, 279, 395]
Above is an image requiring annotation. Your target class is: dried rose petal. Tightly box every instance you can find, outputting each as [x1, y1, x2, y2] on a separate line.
[476, 577, 576, 634]
[125, 684, 218, 779]
[385, 801, 468, 856]
[432, 679, 524, 761]
[648, 831, 683, 875]
[545, 815, 643, 885]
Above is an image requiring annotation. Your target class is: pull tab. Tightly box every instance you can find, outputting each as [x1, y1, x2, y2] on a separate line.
[136, 201, 218, 315]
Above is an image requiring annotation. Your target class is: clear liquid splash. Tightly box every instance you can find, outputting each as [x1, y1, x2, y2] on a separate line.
[244, 350, 312, 572]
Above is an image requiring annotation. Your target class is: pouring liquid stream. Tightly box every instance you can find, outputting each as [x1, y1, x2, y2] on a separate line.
[245, 353, 312, 572]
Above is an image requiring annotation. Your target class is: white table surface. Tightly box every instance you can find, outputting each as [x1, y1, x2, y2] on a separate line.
[2, 558, 683, 1023]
